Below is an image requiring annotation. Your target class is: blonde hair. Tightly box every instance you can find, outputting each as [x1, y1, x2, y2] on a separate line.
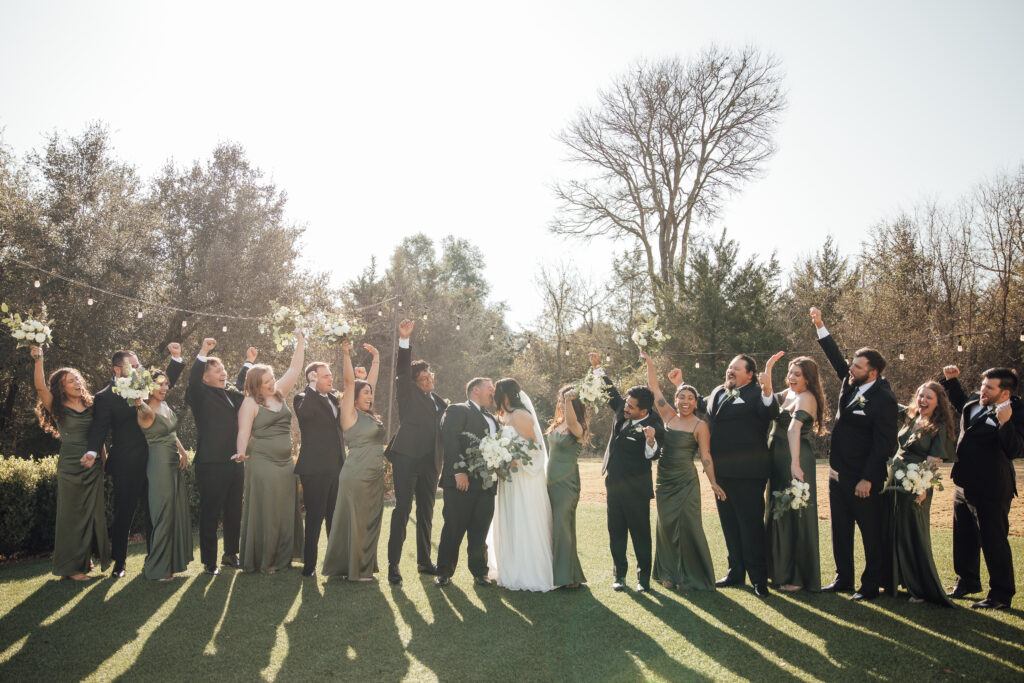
[244, 364, 282, 407]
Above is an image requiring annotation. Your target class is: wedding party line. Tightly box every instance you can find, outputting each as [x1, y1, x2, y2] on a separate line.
[13, 303, 1024, 611]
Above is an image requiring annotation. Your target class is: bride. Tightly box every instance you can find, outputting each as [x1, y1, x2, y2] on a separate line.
[486, 378, 554, 592]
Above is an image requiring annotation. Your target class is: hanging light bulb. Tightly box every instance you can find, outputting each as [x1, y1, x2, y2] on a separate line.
[397, 299, 403, 308]
[489, 332, 495, 341]
[525, 341, 531, 350]
[564, 347, 571, 356]
[956, 336, 964, 353]
[220, 325, 227, 332]
[33, 280, 40, 288]
[694, 360, 700, 369]
[1019, 328, 1024, 343]
[455, 322, 461, 331]
[422, 312, 428, 321]
[605, 354, 611, 363]
[137, 311, 143, 319]
[87, 298, 94, 306]
[181, 320, 188, 328]
[377, 308, 383, 317]
[898, 348, 905, 361]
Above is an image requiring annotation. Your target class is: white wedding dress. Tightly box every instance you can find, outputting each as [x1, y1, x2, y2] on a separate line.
[486, 401, 554, 592]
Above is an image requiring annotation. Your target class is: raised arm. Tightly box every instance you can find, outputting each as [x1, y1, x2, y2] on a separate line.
[136, 399, 156, 430]
[810, 307, 849, 382]
[274, 330, 305, 396]
[164, 342, 184, 390]
[643, 351, 676, 423]
[694, 421, 726, 501]
[186, 338, 217, 409]
[339, 340, 358, 431]
[591, 352, 623, 411]
[363, 343, 381, 392]
[563, 389, 584, 440]
[236, 346, 257, 390]
[29, 345, 52, 410]
[940, 365, 969, 412]
[235, 397, 258, 461]
[395, 319, 414, 405]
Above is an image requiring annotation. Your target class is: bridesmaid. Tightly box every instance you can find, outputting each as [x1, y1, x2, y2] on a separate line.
[886, 381, 956, 606]
[237, 330, 306, 574]
[322, 341, 384, 581]
[645, 353, 723, 591]
[545, 384, 588, 589]
[766, 357, 825, 593]
[30, 345, 109, 580]
[137, 369, 193, 581]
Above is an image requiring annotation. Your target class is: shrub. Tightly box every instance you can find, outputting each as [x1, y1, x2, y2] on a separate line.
[0, 456, 43, 555]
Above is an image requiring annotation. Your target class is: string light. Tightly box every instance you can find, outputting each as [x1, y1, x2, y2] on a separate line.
[377, 309, 383, 317]
[181, 320, 187, 328]
[489, 332, 495, 342]
[222, 325, 228, 333]
[1020, 328, 1024, 343]
[898, 346, 906, 361]
[87, 298, 94, 306]
[957, 336, 964, 353]
[694, 361, 700, 369]
[525, 340, 531, 350]
[455, 320, 461, 331]
[605, 354, 611, 363]
[136, 311, 143, 319]
[398, 299, 403, 308]
[422, 312, 428, 321]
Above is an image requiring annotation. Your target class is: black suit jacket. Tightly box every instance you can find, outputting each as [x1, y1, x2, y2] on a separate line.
[699, 381, 778, 479]
[439, 401, 496, 493]
[183, 358, 249, 465]
[601, 376, 664, 499]
[940, 377, 1024, 501]
[385, 344, 447, 468]
[87, 357, 185, 473]
[818, 333, 898, 491]
[293, 388, 345, 476]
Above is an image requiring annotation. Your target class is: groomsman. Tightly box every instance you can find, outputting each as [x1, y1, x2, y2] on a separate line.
[385, 319, 447, 586]
[435, 377, 497, 587]
[699, 353, 780, 597]
[185, 338, 255, 574]
[294, 360, 345, 577]
[86, 344, 185, 578]
[940, 365, 1024, 610]
[810, 307, 898, 601]
[592, 352, 664, 592]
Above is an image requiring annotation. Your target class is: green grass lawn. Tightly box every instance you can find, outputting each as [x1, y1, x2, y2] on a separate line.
[1, 503, 1023, 682]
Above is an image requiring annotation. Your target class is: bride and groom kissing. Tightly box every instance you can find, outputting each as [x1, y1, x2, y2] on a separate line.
[434, 377, 555, 591]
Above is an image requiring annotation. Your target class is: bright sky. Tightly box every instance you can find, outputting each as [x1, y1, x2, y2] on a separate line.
[2, 0, 1022, 327]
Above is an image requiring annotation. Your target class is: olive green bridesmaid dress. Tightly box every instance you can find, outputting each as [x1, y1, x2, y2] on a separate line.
[142, 410, 194, 580]
[52, 406, 110, 577]
[651, 428, 715, 590]
[766, 407, 821, 591]
[546, 430, 587, 586]
[240, 403, 303, 573]
[322, 411, 386, 579]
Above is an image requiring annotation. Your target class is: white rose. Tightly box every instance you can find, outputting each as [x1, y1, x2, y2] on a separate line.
[13, 329, 25, 339]
[34, 332, 45, 343]
[791, 499, 802, 509]
[895, 470, 905, 480]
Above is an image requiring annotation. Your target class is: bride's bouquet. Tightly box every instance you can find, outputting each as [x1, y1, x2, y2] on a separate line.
[259, 301, 307, 351]
[458, 426, 535, 490]
[111, 364, 160, 410]
[770, 479, 811, 519]
[575, 367, 610, 413]
[2, 302, 54, 349]
[631, 316, 669, 353]
[315, 313, 366, 347]
[883, 455, 943, 500]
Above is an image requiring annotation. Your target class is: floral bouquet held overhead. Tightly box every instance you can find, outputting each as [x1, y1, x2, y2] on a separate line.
[575, 366, 610, 413]
[2, 302, 54, 349]
[316, 313, 366, 348]
[111, 364, 160, 411]
[260, 301, 307, 351]
[631, 316, 669, 354]
[458, 426, 535, 490]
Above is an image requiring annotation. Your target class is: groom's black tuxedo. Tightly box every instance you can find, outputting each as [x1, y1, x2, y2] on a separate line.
[436, 401, 497, 579]
[294, 386, 345, 573]
[601, 376, 664, 584]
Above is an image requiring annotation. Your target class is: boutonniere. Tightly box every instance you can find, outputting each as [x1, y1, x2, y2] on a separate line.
[633, 424, 646, 434]
[852, 394, 868, 409]
[725, 388, 741, 401]
[331, 390, 342, 401]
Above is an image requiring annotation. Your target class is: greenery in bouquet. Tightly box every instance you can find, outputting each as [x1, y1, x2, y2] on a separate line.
[111, 364, 160, 410]
[457, 426, 535, 490]
[631, 315, 669, 352]
[259, 301, 307, 351]
[575, 367, 610, 413]
[2, 302, 54, 349]
[316, 313, 366, 347]
[770, 478, 811, 519]
[884, 455, 943, 499]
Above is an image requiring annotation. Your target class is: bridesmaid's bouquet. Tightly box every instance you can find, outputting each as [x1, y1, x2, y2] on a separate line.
[260, 301, 307, 351]
[458, 426, 535, 490]
[316, 313, 366, 347]
[2, 302, 53, 349]
[575, 367, 610, 413]
[631, 316, 669, 352]
[111, 364, 160, 410]
[770, 479, 811, 519]
[884, 455, 943, 500]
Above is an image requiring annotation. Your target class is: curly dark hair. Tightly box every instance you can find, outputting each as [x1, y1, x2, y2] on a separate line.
[493, 378, 530, 414]
[36, 368, 93, 438]
[907, 381, 956, 441]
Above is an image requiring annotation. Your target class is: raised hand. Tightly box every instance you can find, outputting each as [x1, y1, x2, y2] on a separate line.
[363, 343, 380, 359]
[809, 307, 823, 328]
[29, 344, 42, 360]
[996, 402, 1012, 425]
[668, 368, 683, 387]
[642, 425, 656, 445]
[167, 342, 181, 358]
[565, 389, 578, 401]
[246, 346, 259, 363]
[354, 366, 368, 380]
[759, 351, 784, 389]
[588, 352, 601, 369]
[340, 340, 353, 354]
[201, 338, 217, 355]
[640, 351, 652, 365]
[295, 329, 306, 344]
[398, 319, 415, 338]
[942, 365, 960, 380]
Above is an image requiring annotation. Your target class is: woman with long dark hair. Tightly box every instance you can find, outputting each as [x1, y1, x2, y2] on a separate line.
[766, 356, 826, 592]
[545, 384, 589, 588]
[30, 344, 109, 580]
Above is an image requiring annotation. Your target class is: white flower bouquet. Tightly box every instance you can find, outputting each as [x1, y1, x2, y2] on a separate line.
[884, 455, 943, 500]
[316, 313, 366, 347]
[631, 316, 669, 352]
[2, 302, 54, 349]
[457, 426, 535, 490]
[111, 364, 160, 410]
[770, 478, 811, 520]
[259, 301, 307, 351]
[574, 367, 610, 413]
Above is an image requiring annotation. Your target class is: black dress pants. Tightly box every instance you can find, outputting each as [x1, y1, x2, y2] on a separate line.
[387, 454, 440, 568]
[715, 476, 768, 585]
[605, 484, 652, 581]
[436, 486, 495, 578]
[299, 472, 340, 572]
[196, 462, 244, 566]
[109, 460, 151, 564]
[953, 486, 1015, 603]
[829, 478, 886, 592]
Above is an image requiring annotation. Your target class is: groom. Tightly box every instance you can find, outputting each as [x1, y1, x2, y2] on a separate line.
[592, 353, 664, 592]
[435, 377, 497, 587]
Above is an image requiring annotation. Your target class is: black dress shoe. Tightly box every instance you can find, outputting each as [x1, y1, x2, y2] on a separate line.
[388, 567, 403, 586]
[301, 567, 315, 578]
[822, 580, 853, 593]
[636, 582, 649, 593]
[417, 563, 439, 575]
[434, 575, 451, 587]
[204, 565, 220, 576]
[473, 575, 492, 587]
[947, 584, 982, 599]
[221, 554, 240, 569]
[971, 598, 1010, 610]
[850, 590, 879, 601]
[715, 576, 743, 588]
[612, 578, 626, 591]
[111, 562, 126, 579]
[753, 583, 770, 597]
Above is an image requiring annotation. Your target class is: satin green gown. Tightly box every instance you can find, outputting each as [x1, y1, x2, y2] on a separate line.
[651, 428, 715, 590]
[142, 410, 194, 580]
[52, 406, 110, 577]
[886, 413, 955, 606]
[323, 411, 386, 579]
[766, 408, 821, 591]
[546, 430, 587, 586]
[240, 404, 303, 573]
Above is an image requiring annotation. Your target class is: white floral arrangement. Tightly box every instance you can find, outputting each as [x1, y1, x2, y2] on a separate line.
[851, 394, 868, 409]
[2, 302, 53, 349]
[457, 426, 535, 490]
[111, 364, 160, 410]
[259, 301, 307, 351]
[884, 455, 943, 500]
[631, 316, 669, 352]
[770, 478, 811, 519]
[574, 367, 610, 413]
[316, 313, 366, 347]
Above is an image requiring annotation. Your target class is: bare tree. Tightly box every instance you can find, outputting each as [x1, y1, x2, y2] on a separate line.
[551, 46, 786, 313]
